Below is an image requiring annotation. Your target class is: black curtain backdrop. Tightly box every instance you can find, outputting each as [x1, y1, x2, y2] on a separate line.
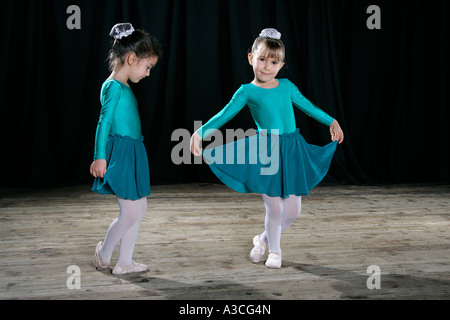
[0, 0, 448, 188]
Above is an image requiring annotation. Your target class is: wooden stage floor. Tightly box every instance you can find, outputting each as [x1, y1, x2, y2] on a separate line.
[0, 183, 449, 300]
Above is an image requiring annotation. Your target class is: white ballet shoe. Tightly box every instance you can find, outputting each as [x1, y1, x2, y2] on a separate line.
[112, 261, 148, 275]
[93, 241, 109, 270]
[250, 235, 267, 263]
[265, 252, 282, 269]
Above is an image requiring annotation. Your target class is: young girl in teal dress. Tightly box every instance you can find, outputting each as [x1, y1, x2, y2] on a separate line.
[90, 23, 162, 275]
[190, 28, 344, 268]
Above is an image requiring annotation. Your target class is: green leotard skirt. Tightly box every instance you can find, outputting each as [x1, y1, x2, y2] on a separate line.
[92, 134, 151, 200]
[202, 129, 336, 198]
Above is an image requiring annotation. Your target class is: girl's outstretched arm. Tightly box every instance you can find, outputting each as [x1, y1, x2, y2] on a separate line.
[330, 119, 344, 144]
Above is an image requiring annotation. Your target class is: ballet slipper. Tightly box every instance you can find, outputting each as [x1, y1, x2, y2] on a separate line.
[112, 261, 148, 275]
[250, 235, 267, 263]
[93, 241, 110, 269]
[265, 252, 282, 269]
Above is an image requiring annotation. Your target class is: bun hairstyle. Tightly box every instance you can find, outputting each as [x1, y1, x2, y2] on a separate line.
[251, 28, 285, 62]
[107, 23, 163, 71]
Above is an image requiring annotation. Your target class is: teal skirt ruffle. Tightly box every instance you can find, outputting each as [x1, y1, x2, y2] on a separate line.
[202, 129, 337, 198]
[92, 134, 151, 200]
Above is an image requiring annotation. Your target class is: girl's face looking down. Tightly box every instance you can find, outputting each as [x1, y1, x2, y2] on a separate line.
[127, 53, 159, 83]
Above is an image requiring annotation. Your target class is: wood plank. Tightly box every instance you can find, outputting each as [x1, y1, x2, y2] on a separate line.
[0, 183, 449, 300]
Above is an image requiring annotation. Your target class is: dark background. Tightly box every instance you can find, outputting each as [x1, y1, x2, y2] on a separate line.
[1, 0, 448, 189]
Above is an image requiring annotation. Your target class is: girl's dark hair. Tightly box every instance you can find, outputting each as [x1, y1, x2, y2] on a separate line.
[108, 29, 163, 71]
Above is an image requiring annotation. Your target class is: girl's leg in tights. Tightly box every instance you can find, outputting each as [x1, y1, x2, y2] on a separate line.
[260, 194, 302, 253]
[99, 197, 147, 266]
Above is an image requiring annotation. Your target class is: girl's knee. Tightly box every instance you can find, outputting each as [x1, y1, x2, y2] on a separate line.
[262, 195, 283, 217]
[284, 195, 302, 217]
[286, 210, 301, 221]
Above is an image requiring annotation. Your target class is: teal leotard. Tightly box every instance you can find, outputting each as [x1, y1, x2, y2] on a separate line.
[94, 79, 142, 160]
[196, 78, 337, 198]
[92, 79, 150, 200]
[197, 79, 334, 139]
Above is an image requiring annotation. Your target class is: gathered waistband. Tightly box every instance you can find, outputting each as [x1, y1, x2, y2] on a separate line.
[109, 133, 144, 142]
[256, 128, 300, 137]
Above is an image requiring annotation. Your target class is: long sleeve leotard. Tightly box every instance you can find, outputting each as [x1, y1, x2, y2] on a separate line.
[197, 79, 334, 139]
[93, 79, 142, 160]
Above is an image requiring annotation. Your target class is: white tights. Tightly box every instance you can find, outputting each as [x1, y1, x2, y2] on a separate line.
[99, 197, 147, 267]
[260, 194, 302, 253]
